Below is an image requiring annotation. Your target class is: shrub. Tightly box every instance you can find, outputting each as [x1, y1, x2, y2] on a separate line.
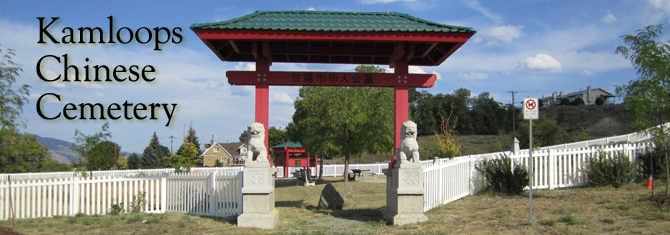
[571, 97, 585, 106]
[560, 98, 571, 106]
[595, 97, 604, 105]
[637, 143, 668, 180]
[476, 154, 529, 195]
[108, 201, 124, 216]
[586, 151, 633, 188]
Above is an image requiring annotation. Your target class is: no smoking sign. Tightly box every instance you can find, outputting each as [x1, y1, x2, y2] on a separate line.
[523, 97, 539, 120]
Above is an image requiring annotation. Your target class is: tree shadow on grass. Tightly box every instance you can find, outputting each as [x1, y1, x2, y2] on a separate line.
[276, 200, 304, 208]
[312, 207, 386, 223]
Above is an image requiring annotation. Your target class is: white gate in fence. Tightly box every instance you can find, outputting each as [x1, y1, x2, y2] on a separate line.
[0, 171, 242, 220]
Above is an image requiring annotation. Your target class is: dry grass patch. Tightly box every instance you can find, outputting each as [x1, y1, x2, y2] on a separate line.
[2, 177, 670, 234]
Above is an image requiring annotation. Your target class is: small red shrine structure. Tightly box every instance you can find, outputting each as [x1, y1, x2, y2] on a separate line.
[271, 141, 317, 178]
[191, 11, 475, 167]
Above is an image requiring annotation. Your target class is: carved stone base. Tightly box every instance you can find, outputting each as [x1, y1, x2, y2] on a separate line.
[237, 166, 279, 229]
[383, 166, 429, 226]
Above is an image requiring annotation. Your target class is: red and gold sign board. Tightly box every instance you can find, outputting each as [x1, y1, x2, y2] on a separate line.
[227, 71, 437, 88]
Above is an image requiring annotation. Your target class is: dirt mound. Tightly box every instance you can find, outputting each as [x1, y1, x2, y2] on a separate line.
[541, 104, 634, 137]
[585, 117, 628, 137]
[0, 227, 24, 235]
[640, 195, 670, 208]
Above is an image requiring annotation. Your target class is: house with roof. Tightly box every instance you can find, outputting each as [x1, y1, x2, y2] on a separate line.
[200, 141, 247, 167]
[540, 86, 615, 107]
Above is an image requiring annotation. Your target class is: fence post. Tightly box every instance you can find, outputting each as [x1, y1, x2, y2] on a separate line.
[237, 171, 243, 215]
[209, 171, 217, 216]
[161, 172, 167, 213]
[548, 149, 554, 190]
[435, 157, 442, 204]
[71, 175, 79, 216]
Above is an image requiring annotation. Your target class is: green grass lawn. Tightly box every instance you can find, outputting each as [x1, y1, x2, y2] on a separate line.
[1, 177, 669, 234]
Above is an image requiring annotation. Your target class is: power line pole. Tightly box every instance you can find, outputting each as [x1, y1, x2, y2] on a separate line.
[508, 90, 517, 152]
[169, 135, 175, 153]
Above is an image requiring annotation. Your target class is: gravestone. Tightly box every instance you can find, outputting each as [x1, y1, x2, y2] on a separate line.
[318, 183, 353, 210]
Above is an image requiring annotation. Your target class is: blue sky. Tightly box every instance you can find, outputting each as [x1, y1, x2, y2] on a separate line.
[1, 0, 669, 154]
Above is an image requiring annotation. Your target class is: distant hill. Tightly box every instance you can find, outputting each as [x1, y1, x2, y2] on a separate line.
[540, 104, 634, 138]
[33, 134, 80, 164]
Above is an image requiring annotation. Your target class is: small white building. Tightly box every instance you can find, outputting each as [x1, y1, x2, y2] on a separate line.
[540, 86, 615, 107]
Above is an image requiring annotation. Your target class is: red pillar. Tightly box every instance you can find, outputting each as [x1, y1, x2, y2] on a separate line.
[392, 60, 409, 168]
[285, 148, 290, 178]
[255, 58, 272, 165]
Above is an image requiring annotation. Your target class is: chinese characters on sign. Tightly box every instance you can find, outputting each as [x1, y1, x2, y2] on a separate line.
[291, 72, 374, 85]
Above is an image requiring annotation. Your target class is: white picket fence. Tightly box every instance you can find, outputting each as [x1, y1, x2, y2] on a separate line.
[0, 141, 656, 220]
[0, 171, 242, 220]
[275, 163, 387, 178]
[421, 142, 653, 212]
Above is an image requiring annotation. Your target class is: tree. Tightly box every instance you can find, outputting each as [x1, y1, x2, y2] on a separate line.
[86, 141, 120, 170]
[238, 129, 249, 143]
[127, 153, 141, 169]
[172, 140, 201, 171]
[141, 132, 170, 169]
[0, 129, 49, 173]
[0, 45, 30, 130]
[71, 123, 112, 170]
[469, 92, 508, 135]
[518, 118, 588, 149]
[292, 65, 393, 182]
[113, 153, 128, 170]
[40, 158, 72, 172]
[176, 124, 202, 156]
[616, 24, 670, 195]
[595, 97, 605, 105]
[0, 45, 48, 173]
[268, 126, 287, 147]
[435, 104, 462, 158]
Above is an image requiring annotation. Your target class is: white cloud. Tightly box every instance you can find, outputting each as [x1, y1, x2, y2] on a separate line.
[95, 92, 104, 98]
[460, 0, 503, 24]
[29, 93, 68, 103]
[477, 25, 524, 43]
[432, 71, 443, 80]
[601, 14, 618, 23]
[581, 70, 594, 76]
[517, 53, 562, 72]
[458, 72, 489, 80]
[234, 62, 256, 71]
[358, 0, 416, 4]
[271, 92, 294, 104]
[408, 66, 427, 74]
[306, 7, 316, 11]
[650, 0, 670, 13]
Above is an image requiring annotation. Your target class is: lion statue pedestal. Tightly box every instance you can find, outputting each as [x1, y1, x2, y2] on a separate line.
[383, 121, 428, 226]
[237, 122, 279, 229]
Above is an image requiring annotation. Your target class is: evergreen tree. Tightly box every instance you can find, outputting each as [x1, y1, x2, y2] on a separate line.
[141, 132, 170, 169]
[127, 153, 141, 169]
[176, 125, 202, 157]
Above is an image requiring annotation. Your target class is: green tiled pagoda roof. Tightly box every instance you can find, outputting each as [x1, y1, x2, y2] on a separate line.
[191, 11, 475, 33]
[271, 141, 303, 149]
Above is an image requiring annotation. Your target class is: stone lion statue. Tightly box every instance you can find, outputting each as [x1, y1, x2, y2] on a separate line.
[396, 121, 420, 167]
[246, 122, 268, 163]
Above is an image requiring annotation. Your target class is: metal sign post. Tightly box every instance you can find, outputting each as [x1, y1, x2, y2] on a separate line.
[523, 97, 538, 223]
